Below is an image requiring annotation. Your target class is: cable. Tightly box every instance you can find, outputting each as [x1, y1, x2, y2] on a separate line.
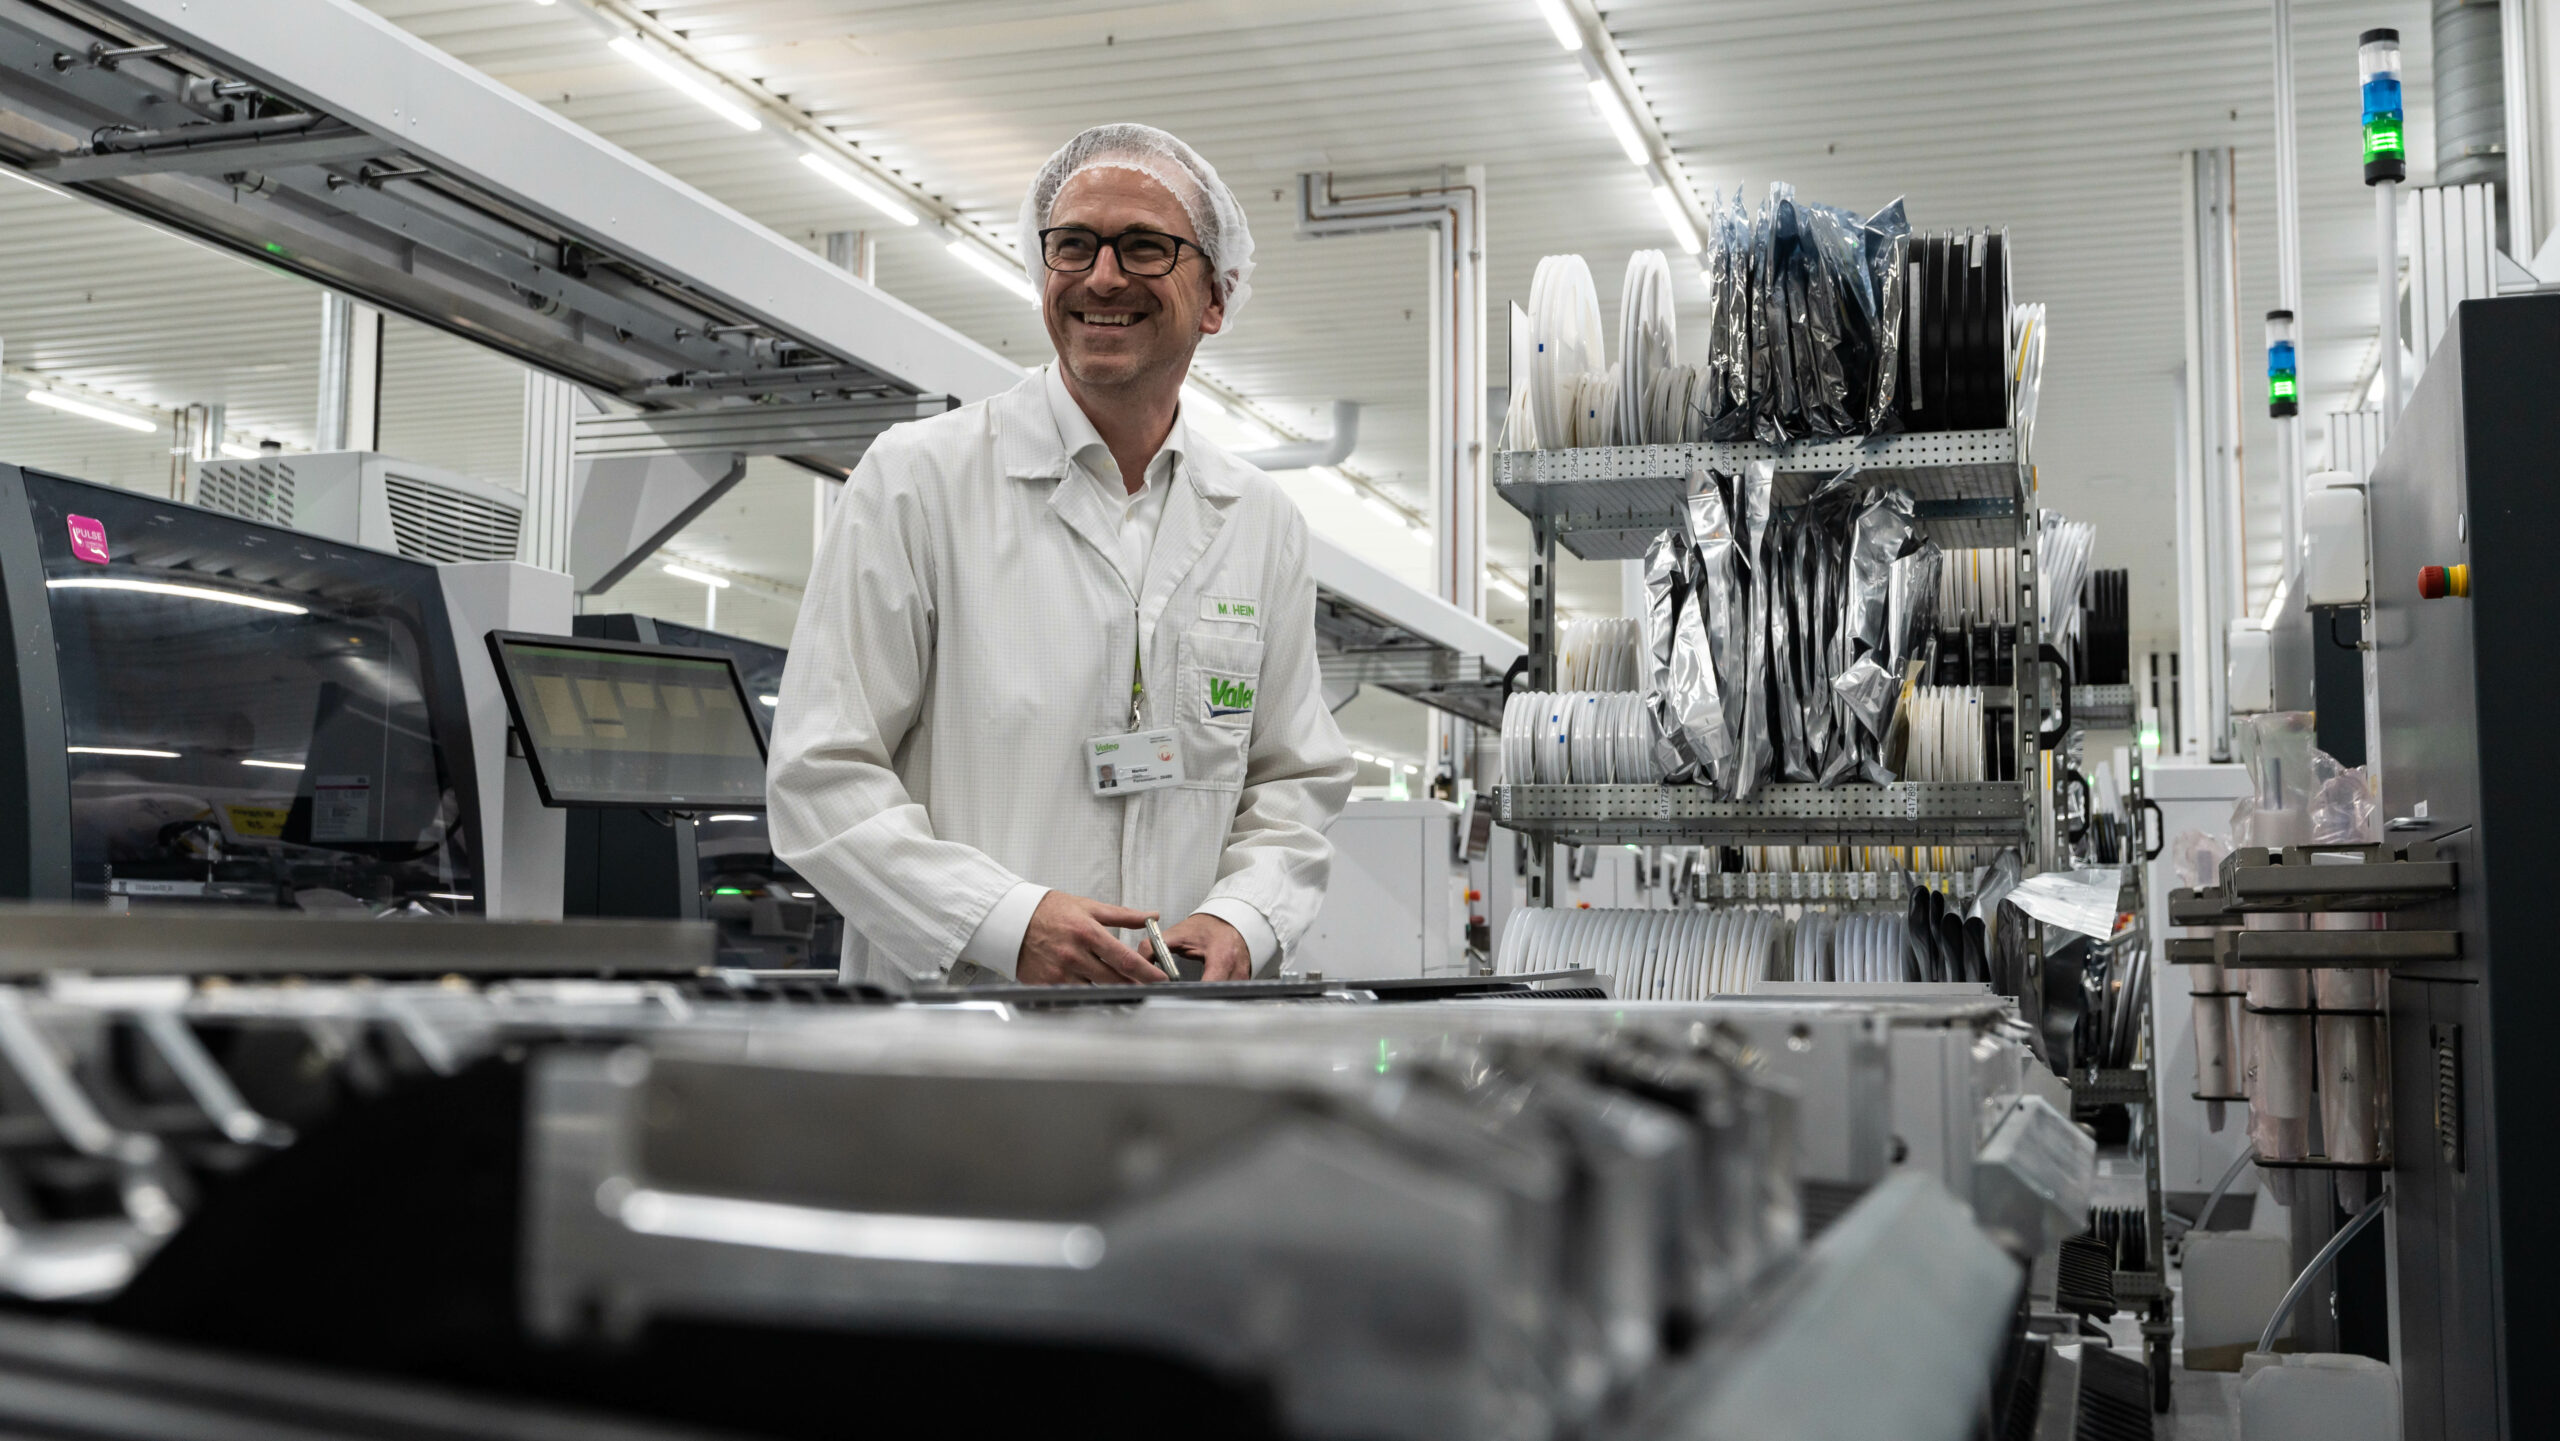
[2167, 1149, 2255, 1236]
[2258, 1187, 2387, 1354]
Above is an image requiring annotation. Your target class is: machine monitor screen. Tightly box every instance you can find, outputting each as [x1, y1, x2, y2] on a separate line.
[21, 467, 484, 912]
[486, 632, 768, 809]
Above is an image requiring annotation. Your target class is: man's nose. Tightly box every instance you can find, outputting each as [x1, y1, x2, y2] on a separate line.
[1083, 245, 1131, 295]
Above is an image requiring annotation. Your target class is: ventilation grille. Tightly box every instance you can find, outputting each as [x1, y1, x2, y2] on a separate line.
[382, 471, 521, 564]
[192, 460, 296, 526]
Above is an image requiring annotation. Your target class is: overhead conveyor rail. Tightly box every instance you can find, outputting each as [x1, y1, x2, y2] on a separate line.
[0, 0, 1020, 409]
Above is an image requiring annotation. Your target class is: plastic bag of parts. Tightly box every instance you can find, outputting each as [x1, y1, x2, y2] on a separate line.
[1803, 475, 1862, 785]
[2004, 866, 2124, 942]
[1796, 204, 1866, 437]
[1863, 198, 1911, 434]
[1703, 190, 1754, 440]
[1732, 462, 1777, 797]
[1675, 470, 1742, 793]
[1886, 543, 1943, 682]
[1765, 507, 1813, 782]
[1642, 528, 1698, 783]
[2228, 711, 2323, 848]
[2309, 765, 2379, 845]
[1748, 186, 1799, 444]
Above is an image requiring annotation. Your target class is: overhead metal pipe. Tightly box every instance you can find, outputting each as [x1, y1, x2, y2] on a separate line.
[1234, 402, 1360, 472]
[2272, 0, 2306, 587]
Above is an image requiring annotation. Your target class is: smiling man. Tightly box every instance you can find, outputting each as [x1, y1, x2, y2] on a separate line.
[767, 123, 1355, 988]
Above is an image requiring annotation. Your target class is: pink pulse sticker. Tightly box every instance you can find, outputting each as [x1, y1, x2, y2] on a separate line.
[66, 515, 108, 564]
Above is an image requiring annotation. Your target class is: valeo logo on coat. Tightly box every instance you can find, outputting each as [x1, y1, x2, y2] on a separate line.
[1204, 674, 1256, 720]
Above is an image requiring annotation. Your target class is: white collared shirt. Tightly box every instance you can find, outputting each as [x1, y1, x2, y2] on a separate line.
[1044, 362, 1180, 598]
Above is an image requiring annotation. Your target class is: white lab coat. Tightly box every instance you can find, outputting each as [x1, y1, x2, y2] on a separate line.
[768, 372, 1355, 987]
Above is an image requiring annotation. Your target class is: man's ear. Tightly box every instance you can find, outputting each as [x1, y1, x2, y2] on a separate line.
[1197, 279, 1226, 338]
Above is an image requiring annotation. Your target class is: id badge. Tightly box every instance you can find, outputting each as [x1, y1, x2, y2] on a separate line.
[1087, 728, 1184, 796]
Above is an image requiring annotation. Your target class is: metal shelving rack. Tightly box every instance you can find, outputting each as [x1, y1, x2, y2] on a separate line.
[2065, 756, 2173, 1411]
[1495, 427, 2045, 905]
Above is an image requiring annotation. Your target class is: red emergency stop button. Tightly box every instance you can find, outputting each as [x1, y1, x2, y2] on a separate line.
[2419, 564, 2470, 599]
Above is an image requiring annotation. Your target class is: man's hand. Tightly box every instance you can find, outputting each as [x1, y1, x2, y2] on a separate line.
[1160, 912, 1252, 982]
[1016, 891, 1166, 985]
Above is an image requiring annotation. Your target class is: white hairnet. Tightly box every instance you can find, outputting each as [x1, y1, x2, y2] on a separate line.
[1019, 123, 1255, 324]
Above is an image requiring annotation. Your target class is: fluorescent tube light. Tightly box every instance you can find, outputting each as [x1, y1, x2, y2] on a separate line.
[242, 758, 306, 771]
[947, 240, 1039, 303]
[217, 441, 261, 459]
[705, 814, 759, 823]
[1652, 185, 1703, 255]
[27, 388, 156, 433]
[1360, 495, 1405, 526]
[608, 35, 761, 132]
[1490, 574, 1527, 601]
[799, 152, 917, 226]
[425, 892, 475, 901]
[1590, 80, 1649, 166]
[759, 694, 780, 707]
[663, 563, 730, 588]
[1531, 0, 1583, 51]
[47, 577, 307, 615]
[1312, 468, 1356, 497]
[68, 746, 178, 759]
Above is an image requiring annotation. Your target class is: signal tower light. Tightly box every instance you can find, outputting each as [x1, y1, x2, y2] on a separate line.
[2359, 29, 2405, 185]
[2267, 310, 2299, 417]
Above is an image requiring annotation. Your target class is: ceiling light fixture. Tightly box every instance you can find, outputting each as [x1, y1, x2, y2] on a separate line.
[1590, 80, 1650, 166]
[799, 152, 918, 226]
[1489, 574, 1527, 602]
[242, 758, 306, 771]
[217, 441, 262, 460]
[705, 814, 759, 823]
[47, 577, 307, 615]
[27, 388, 157, 433]
[608, 35, 761, 133]
[662, 563, 730, 589]
[68, 746, 178, 759]
[1530, 0, 1584, 51]
[947, 239, 1039, 304]
[759, 694, 780, 707]
[1652, 185, 1703, 255]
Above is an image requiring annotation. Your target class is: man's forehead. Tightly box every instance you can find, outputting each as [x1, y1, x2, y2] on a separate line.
[1050, 165, 1198, 242]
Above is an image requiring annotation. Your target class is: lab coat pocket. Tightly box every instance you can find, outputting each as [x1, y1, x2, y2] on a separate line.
[1180, 630, 1264, 787]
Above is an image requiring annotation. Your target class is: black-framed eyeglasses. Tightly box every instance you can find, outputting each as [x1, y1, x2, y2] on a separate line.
[1038, 226, 1201, 278]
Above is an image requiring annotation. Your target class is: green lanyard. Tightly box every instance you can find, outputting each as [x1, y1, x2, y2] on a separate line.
[1129, 630, 1145, 729]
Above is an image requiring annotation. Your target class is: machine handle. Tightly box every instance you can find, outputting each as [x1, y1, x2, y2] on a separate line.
[2036, 644, 2073, 750]
[2139, 797, 2166, 862]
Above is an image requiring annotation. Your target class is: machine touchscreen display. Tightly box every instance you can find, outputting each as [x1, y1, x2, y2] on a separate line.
[487, 633, 767, 809]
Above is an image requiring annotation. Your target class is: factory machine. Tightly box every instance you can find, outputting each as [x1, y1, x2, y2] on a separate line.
[568, 614, 840, 967]
[0, 462, 510, 913]
[2355, 293, 2552, 1439]
[0, 910, 2078, 1441]
[2165, 292, 2560, 1440]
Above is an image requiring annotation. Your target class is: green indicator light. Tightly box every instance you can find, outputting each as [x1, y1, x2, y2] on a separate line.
[263, 241, 288, 255]
[2269, 376, 2298, 402]
[2363, 118, 2404, 163]
[1376, 1038, 1390, 1075]
[713, 886, 746, 896]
